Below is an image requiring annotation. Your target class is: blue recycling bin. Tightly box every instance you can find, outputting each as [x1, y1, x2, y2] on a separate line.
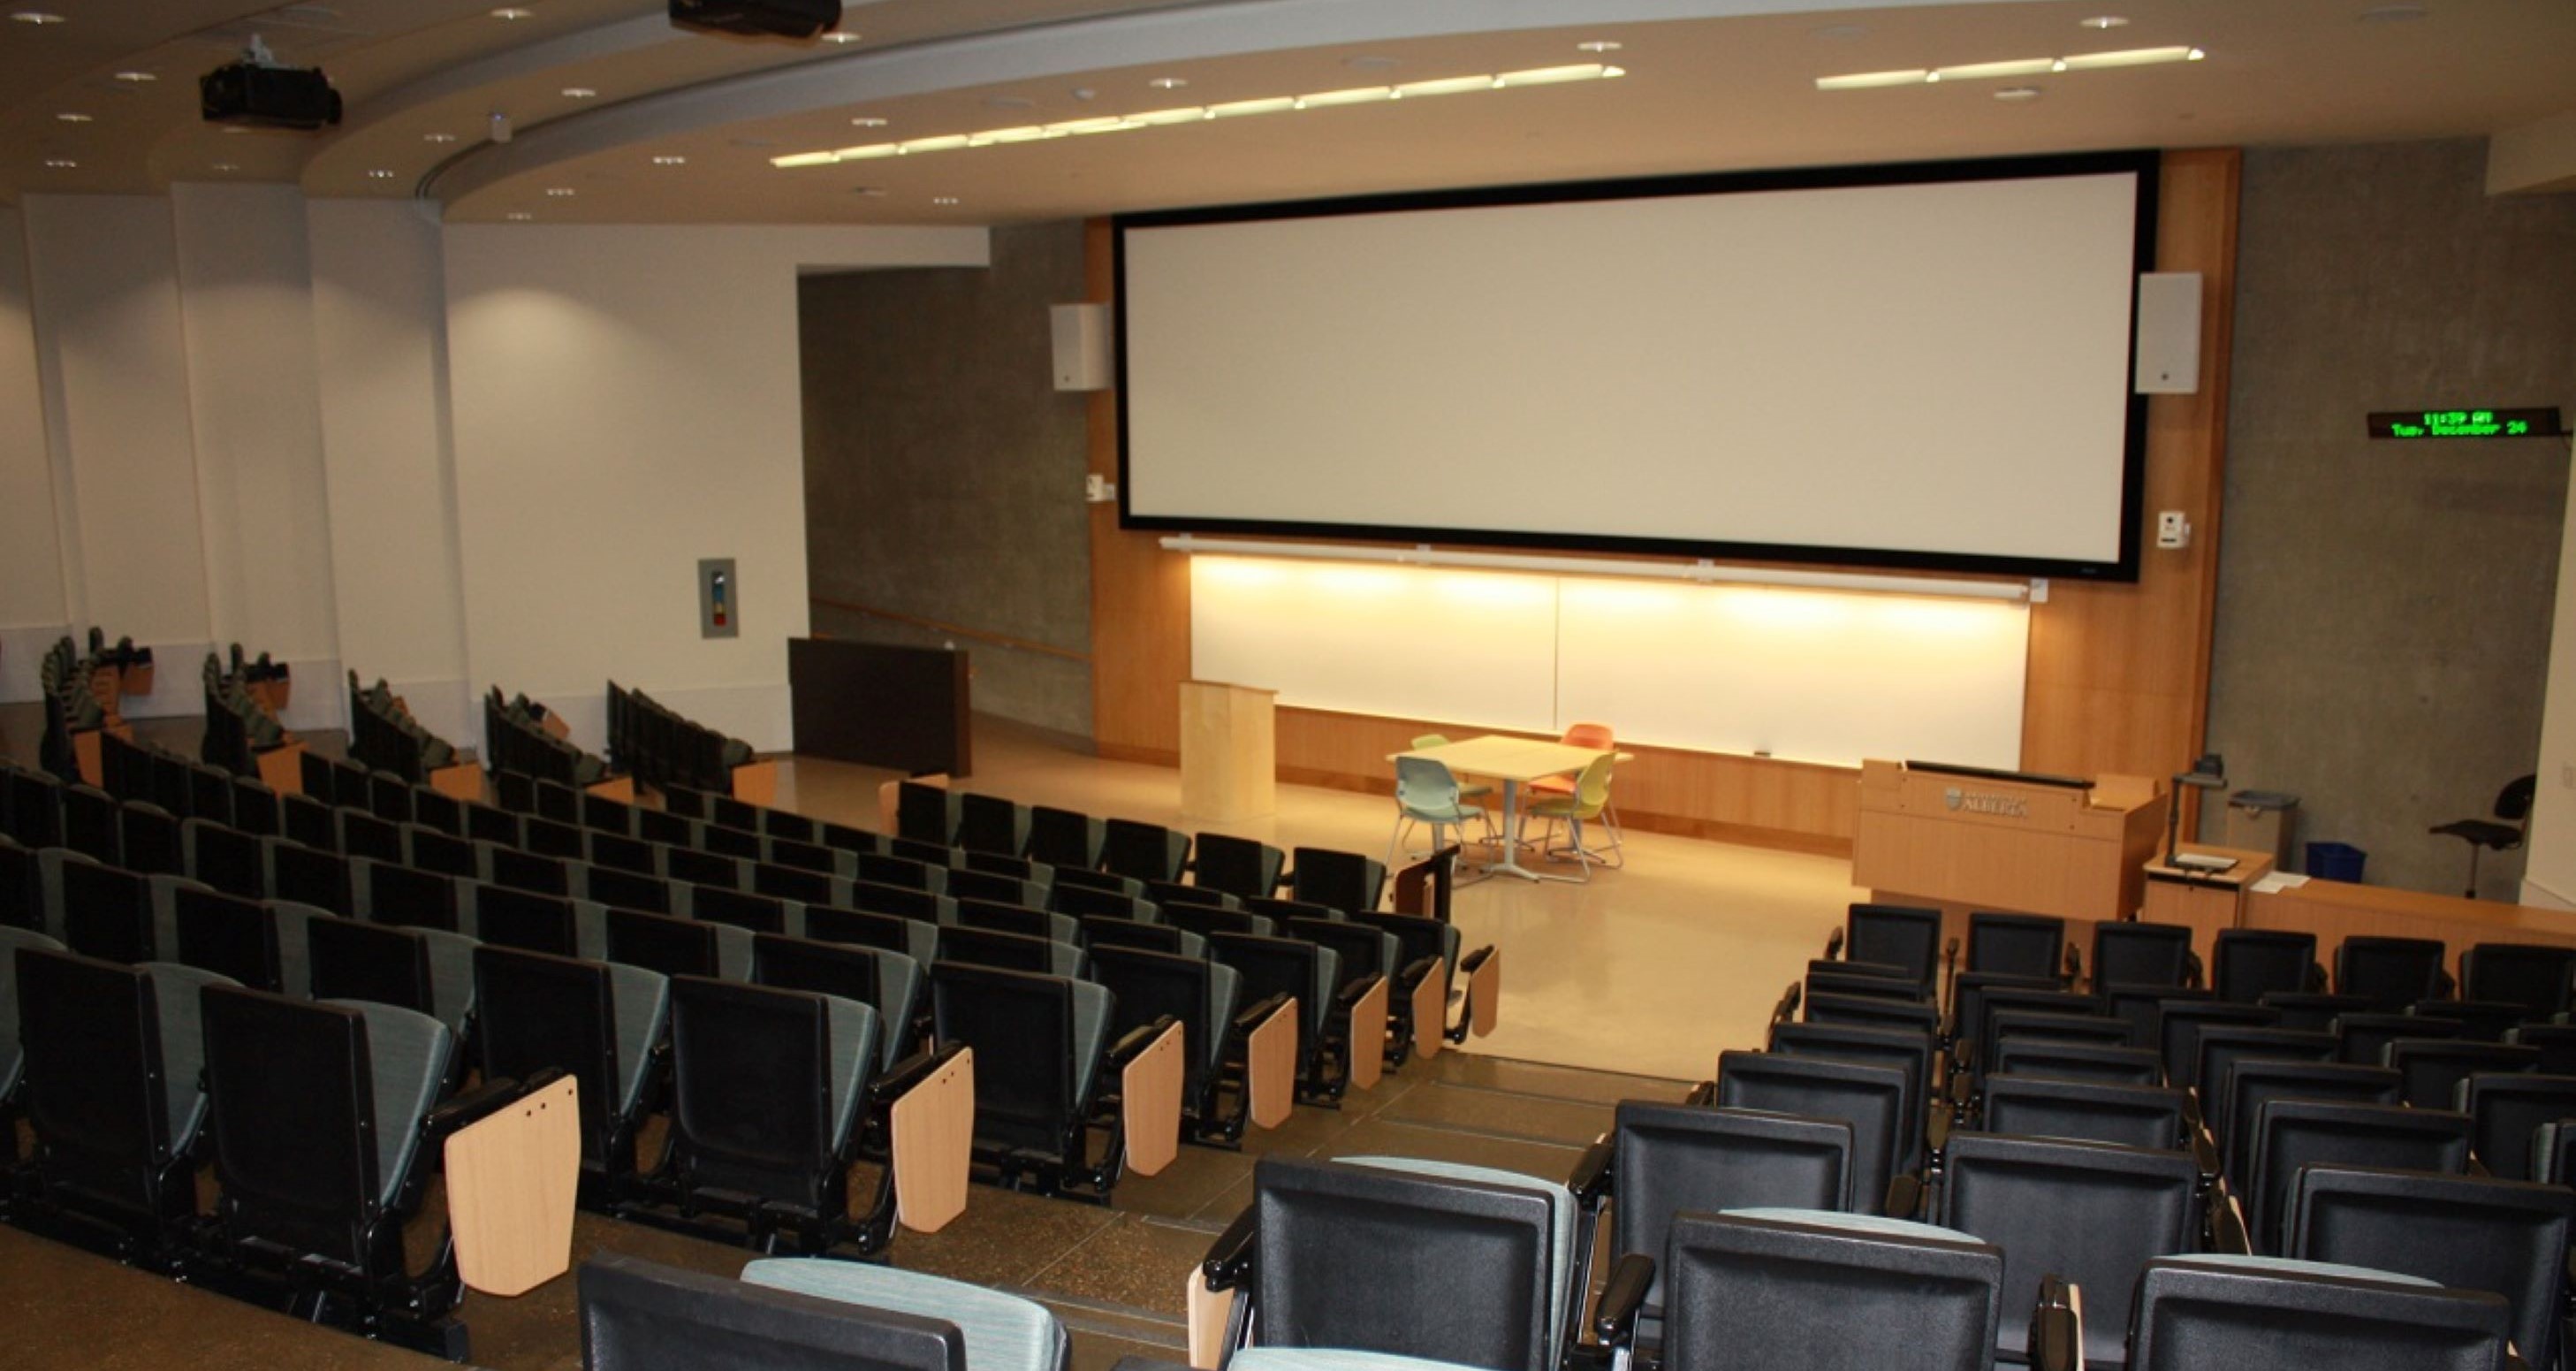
[2305, 842, 2366, 883]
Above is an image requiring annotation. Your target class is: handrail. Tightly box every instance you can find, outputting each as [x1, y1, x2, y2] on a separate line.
[809, 597, 1090, 663]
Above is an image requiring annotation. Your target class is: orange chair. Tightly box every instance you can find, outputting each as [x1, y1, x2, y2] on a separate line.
[1527, 722, 1622, 865]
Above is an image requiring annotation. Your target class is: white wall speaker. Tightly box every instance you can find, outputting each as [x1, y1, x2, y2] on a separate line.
[2133, 271, 2203, 394]
[1051, 302, 1111, 392]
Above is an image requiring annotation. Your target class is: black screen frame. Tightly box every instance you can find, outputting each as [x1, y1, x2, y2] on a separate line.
[1113, 149, 2161, 583]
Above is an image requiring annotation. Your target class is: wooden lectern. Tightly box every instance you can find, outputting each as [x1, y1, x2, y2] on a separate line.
[1852, 759, 2165, 921]
[1179, 681, 1276, 823]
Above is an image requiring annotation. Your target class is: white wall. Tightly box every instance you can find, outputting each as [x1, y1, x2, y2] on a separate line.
[2522, 436, 2576, 909]
[0, 205, 69, 703]
[21, 195, 213, 682]
[171, 183, 343, 731]
[309, 199, 473, 744]
[442, 223, 987, 753]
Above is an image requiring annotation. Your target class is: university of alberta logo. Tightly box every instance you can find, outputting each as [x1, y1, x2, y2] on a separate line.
[1945, 786, 2030, 818]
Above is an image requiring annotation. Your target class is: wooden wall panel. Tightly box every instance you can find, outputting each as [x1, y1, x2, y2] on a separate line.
[1085, 149, 2241, 849]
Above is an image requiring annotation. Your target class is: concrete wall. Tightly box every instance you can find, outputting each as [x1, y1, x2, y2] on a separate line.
[799, 221, 1093, 739]
[2203, 140, 2576, 898]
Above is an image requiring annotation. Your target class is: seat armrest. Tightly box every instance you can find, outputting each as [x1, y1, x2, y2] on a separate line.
[1396, 953, 1441, 990]
[1233, 992, 1294, 1039]
[2207, 1190, 2252, 1255]
[869, 1040, 967, 1107]
[1592, 1253, 1655, 1348]
[1926, 1100, 1953, 1158]
[2027, 1275, 2084, 1371]
[422, 1070, 543, 1149]
[1203, 1203, 1257, 1291]
[2062, 946, 2083, 984]
[1885, 1173, 1926, 1222]
[1825, 928, 1845, 960]
[1333, 972, 1385, 1012]
[1111, 1014, 1182, 1069]
[1772, 982, 1801, 1024]
[1683, 1080, 1715, 1108]
[2184, 950, 2205, 989]
[2188, 1122, 2219, 1180]
[1570, 1138, 1614, 1207]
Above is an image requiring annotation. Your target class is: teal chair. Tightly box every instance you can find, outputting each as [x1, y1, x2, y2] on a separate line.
[1389, 756, 1492, 868]
[1524, 753, 1621, 879]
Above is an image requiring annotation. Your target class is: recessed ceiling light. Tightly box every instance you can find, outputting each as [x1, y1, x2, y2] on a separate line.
[2359, 3, 2430, 19]
[1576, 41, 1623, 53]
[212, 162, 239, 171]
[850, 116, 887, 127]
[931, 195, 959, 205]
[820, 31, 858, 43]
[43, 159, 77, 169]
[1995, 86, 2042, 101]
[490, 7, 533, 19]
[1147, 76, 1188, 90]
[113, 71, 156, 83]
[424, 132, 458, 142]
[2078, 15, 2129, 28]
[56, 111, 91, 123]
[506, 211, 534, 221]
[545, 187, 575, 196]
[367, 168, 396, 179]
[561, 87, 597, 99]
[11, 11, 68, 25]
[651, 155, 686, 165]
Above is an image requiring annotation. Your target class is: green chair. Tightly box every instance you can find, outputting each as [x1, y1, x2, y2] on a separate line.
[1523, 753, 1621, 879]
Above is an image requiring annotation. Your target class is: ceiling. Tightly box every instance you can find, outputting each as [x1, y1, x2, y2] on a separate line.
[3, 0, 2569, 225]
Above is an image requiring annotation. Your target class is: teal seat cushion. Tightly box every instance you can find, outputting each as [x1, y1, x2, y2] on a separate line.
[141, 961, 237, 1153]
[323, 997, 453, 1207]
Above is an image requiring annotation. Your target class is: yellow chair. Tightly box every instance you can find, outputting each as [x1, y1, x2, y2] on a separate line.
[1522, 753, 1621, 879]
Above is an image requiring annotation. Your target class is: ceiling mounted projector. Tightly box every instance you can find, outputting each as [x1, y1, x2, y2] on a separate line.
[200, 35, 341, 131]
[669, 0, 842, 40]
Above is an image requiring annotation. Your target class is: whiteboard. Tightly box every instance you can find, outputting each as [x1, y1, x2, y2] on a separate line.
[1189, 557, 2026, 769]
[1121, 157, 2150, 577]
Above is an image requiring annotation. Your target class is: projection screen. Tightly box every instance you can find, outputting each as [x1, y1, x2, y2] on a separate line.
[1116, 152, 2156, 580]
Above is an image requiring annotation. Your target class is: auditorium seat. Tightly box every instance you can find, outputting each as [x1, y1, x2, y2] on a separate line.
[2386, 1039, 2540, 1108]
[689, 886, 791, 936]
[1051, 882, 1158, 923]
[201, 984, 525, 1358]
[2335, 1009, 2464, 1064]
[1964, 911, 2069, 986]
[931, 960, 1145, 1204]
[2287, 1165, 2575, 1371]
[2153, 1001, 2277, 1093]
[118, 803, 183, 876]
[606, 906, 749, 981]
[1193, 833, 1288, 901]
[2189, 1026, 2334, 1139]
[1209, 932, 1359, 1103]
[1990, 1039, 2163, 1087]
[1803, 991, 1941, 1038]
[946, 867, 1048, 910]
[469, 884, 584, 958]
[938, 925, 1084, 979]
[1768, 1021, 1937, 1174]
[2458, 1072, 2576, 1180]
[1288, 847, 1386, 916]
[1171, 904, 1276, 941]
[895, 781, 960, 847]
[1714, 1050, 1908, 1215]
[306, 915, 475, 1038]
[2241, 1099, 2472, 1256]
[2409, 997, 2531, 1042]
[955, 793, 1031, 858]
[2257, 991, 2379, 1032]
[473, 944, 668, 1204]
[2214, 1059, 2397, 1180]
[1199, 1155, 1588, 1371]
[2504, 1021, 2576, 1074]
[2460, 942, 2576, 1022]
[2210, 929, 2321, 1003]
[751, 934, 923, 1070]
[1979, 1075, 2190, 1153]
[2334, 935, 2451, 1010]
[1026, 805, 1106, 871]
[807, 903, 940, 966]
[1104, 819, 1191, 886]
[2124, 1256, 2513, 1371]
[1574, 1101, 1852, 1351]
[0, 926, 64, 1108]
[952, 898, 1080, 947]
[60, 860, 155, 964]
[1087, 942, 1266, 1145]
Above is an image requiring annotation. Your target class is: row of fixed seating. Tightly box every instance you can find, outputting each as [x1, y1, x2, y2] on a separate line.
[38, 632, 124, 784]
[484, 685, 612, 788]
[1779, 901, 2576, 1368]
[606, 680, 755, 796]
[347, 672, 462, 782]
[198, 649, 293, 781]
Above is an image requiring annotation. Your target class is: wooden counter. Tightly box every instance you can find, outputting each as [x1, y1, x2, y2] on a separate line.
[2244, 876, 2576, 967]
[2140, 845, 2276, 967]
[1854, 759, 2166, 921]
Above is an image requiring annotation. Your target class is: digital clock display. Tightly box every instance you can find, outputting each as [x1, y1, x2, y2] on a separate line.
[2367, 407, 2565, 439]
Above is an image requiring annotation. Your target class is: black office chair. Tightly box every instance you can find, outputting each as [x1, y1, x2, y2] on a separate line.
[2431, 773, 2535, 899]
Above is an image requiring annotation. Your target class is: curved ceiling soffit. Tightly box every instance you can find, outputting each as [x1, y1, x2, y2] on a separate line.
[417, 0, 2032, 209]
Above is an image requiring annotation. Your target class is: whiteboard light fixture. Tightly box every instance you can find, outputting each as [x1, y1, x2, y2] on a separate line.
[1157, 536, 2036, 603]
[1822, 43, 2200, 89]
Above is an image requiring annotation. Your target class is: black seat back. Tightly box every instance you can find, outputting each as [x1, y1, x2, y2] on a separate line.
[2413, 998, 2531, 1043]
[2219, 1060, 2399, 1179]
[1251, 1156, 1560, 1371]
[1101, 819, 1189, 885]
[2155, 1001, 2277, 1090]
[361, 861, 458, 932]
[1611, 1101, 1851, 1306]
[806, 905, 927, 959]
[752, 933, 908, 1038]
[1767, 1022, 1931, 1172]
[2247, 1100, 2472, 1256]
[1661, 1210, 2001, 1371]
[937, 925, 1069, 976]
[2389, 1040, 2541, 1108]
[2337, 1010, 2463, 1064]
[120, 805, 184, 876]
[1714, 1050, 1906, 1215]
[1802, 992, 1941, 1037]
[2212, 930, 2319, 1003]
[2461, 1073, 2576, 1180]
[1209, 932, 1326, 1070]
[1168, 903, 1272, 941]
[525, 815, 587, 859]
[62, 859, 154, 963]
[665, 846, 741, 892]
[2337, 936, 2449, 1011]
[1025, 806, 1101, 870]
[2462, 942, 2576, 1022]
[954, 793, 1027, 857]
[200, 986, 393, 1266]
[17, 948, 171, 1191]
[666, 977, 836, 1207]
[338, 810, 404, 865]
[2258, 992, 2379, 1032]
[894, 782, 956, 846]
[1087, 944, 1217, 1092]
[270, 841, 353, 914]
[306, 917, 433, 1017]
[694, 887, 790, 935]
[1288, 847, 1383, 916]
[1193, 833, 1285, 901]
[605, 907, 721, 979]
[1979, 1075, 2188, 1152]
[1082, 918, 1193, 956]
[577, 1253, 969, 1371]
[585, 865, 672, 915]
[2127, 1256, 2513, 1371]
[1935, 1132, 2200, 1367]
[2091, 920, 2194, 992]
[1989, 1039, 2162, 1086]
[2192, 1026, 2335, 1135]
[406, 826, 477, 880]
[2290, 1166, 2575, 1371]
[185, 819, 264, 899]
[931, 962, 1075, 1154]
[173, 886, 283, 991]
[60, 784, 122, 864]
[474, 946, 621, 1162]
[1844, 903, 1941, 995]
[489, 845, 570, 895]
[849, 880, 947, 925]
[475, 885, 580, 956]
[589, 831, 657, 875]
[1965, 911, 2064, 982]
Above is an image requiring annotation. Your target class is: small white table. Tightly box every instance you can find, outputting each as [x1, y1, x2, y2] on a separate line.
[1391, 735, 1611, 884]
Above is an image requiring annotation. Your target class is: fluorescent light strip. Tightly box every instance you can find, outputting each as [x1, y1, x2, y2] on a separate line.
[1820, 44, 2200, 89]
[771, 63, 1623, 170]
[1156, 535, 2037, 603]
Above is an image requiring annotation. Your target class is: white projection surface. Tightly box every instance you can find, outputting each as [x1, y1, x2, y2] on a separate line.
[1189, 557, 2029, 770]
[1123, 168, 2144, 571]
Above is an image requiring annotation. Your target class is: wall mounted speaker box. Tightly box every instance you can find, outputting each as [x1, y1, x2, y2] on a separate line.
[2133, 272, 2204, 394]
[668, 0, 841, 39]
[1052, 303, 1112, 392]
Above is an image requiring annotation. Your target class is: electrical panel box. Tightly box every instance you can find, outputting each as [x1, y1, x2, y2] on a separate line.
[699, 558, 738, 639]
